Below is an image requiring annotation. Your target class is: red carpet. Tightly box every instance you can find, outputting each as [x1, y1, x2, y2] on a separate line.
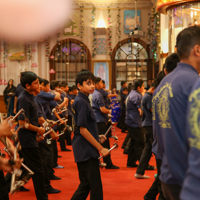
[8, 126, 157, 200]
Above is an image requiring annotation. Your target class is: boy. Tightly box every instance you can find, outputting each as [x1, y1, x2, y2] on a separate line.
[120, 80, 127, 97]
[33, 80, 60, 194]
[117, 81, 127, 129]
[90, 77, 119, 169]
[50, 80, 69, 152]
[60, 81, 73, 145]
[135, 80, 157, 179]
[125, 79, 145, 168]
[71, 70, 109, 200]
[152, 26, 200, 200]
[99, 80, 117, 109]
[17, 71, 48, 200]
[119, 87, 128, 133]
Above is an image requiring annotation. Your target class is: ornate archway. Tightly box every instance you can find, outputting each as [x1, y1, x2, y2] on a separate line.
[49, 38, 91, 85]
[111, 38, 156, 89]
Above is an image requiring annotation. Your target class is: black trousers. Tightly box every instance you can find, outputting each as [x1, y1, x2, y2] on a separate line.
[38, 142, 53, 190]
[117, 107, 126, 130]
[144, 159, 166, 200]
[58, 124, 66, 150]
[21, 147, 48, 200]
[65, 115, 72, 145]
[126, 125, 145, 166]
[161, 182, 181, 200]
[52, 140, 58, 167]
[122, 132, 131, 149]
[0, 170, 9, 200]
[97, 122, 113, 167]
[71, 158, 103, 200]
[136, 126, 153, 175]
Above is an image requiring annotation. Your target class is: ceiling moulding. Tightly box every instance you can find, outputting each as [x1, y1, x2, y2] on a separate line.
[73, 0, 154, 8]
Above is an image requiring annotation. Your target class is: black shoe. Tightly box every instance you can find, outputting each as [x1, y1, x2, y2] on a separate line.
[47, 188, 61, 194]
[50, 175, 61, 180]
[105, 165, 119, 169]
[61, 148, 71, 151]
[127, 164, 138, 168]
[146, 165, 156, 170]
[57, 155, 62, 158]
[20, 186, 30, 192]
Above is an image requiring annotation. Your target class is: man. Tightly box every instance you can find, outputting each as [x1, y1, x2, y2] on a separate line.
[152, 26, 200, 200]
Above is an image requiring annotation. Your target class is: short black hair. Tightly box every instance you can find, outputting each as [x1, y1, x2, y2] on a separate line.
[95, 77, 101, 84]
[68, 87, 73, 92]
[20, 71, 38, 88]
[43, 79, 49, 86]
[50, 80, 59, 90]
[123, 87, 128, 91]
[75, 69, 95, 90]
[128, 83, 132, 93]
[176, 25, 200, 59]
[59, 81, 68, 88]
[165, 53, 180, 73]
[102, 80, 105, 84]
[156, 71, 165, 86]
[132, 79, 143, 90]
[72, 85, 77, 90]
[150, 80, 158, 89]
[38, 77, 44, 85]
[121, 81, 126, 86]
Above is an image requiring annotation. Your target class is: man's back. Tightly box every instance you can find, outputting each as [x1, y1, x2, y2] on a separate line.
[152, 62, 199, 186]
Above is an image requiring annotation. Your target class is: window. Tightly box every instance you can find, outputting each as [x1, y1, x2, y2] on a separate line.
[50, 39, 91, 86]
[114, 41, 149, 90]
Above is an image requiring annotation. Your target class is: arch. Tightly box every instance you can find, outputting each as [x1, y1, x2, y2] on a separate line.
[111, 37, 155, 89]
[49, 38, 91, 83]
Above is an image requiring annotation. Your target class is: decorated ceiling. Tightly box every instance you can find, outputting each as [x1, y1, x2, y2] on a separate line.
[73, 0, 157, 7]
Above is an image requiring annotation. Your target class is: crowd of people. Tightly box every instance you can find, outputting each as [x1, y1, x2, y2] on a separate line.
[1, 25, 200, 200]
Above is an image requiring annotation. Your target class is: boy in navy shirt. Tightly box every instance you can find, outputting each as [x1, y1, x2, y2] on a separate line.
[99, 80, 117, 109]
[33, 81, 60, 194]
[60, 81, 73, 145]
[152, 26, 200, 200]
[71, 70, 109, 200]
[17, 71, 48, 200]
[125, 79, 145, 168]
[90, 77, 119, 169]
[135, 80, 157, 179]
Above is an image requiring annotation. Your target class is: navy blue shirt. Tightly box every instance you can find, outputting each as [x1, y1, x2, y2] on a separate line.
[152, 63, 199, 186]
[142, 92, 152, 127]
[72, 92, 99, 163]
[34, 96, 49, 143]
[49, 100, 58, 130]
[17, 90, 38, 148]
[15, 83, 24, 97]
[125, 90, 142, 128]
[121, 93, 127, 110]
[66, 94, 73, 116]
[99, 89, 110, 109]
[37, 91, 55, 120]
[120, 87, 123, 97]
[180, 78, 200, 200]
[90, 89, 108, 123]
[68, 94, 76, 99]
[59, 92, 67, 118]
